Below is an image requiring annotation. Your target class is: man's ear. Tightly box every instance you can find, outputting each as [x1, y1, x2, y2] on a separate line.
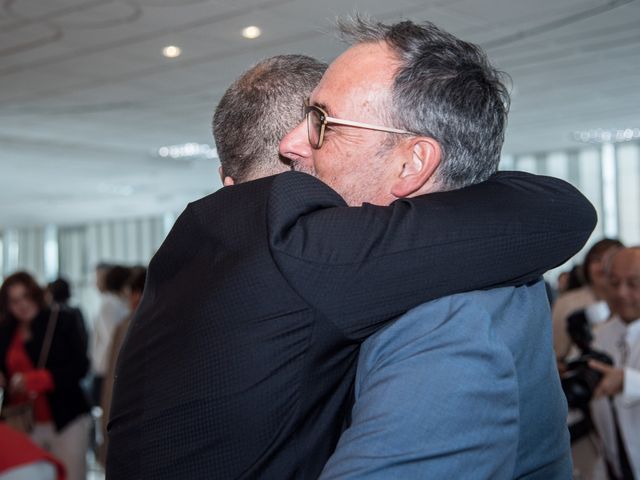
[219, 166, 235, 187]
[390, 137, 442, 198]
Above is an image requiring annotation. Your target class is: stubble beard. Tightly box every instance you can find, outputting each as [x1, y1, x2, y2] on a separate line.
[291, 160, 316, 177]
[290, 146, 393, 207]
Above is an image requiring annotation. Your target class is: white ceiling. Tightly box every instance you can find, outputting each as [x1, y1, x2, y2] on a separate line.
[1, 0, 639, 227]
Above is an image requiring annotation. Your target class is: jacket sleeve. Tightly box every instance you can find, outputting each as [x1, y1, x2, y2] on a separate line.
[267, 170, 597, 340]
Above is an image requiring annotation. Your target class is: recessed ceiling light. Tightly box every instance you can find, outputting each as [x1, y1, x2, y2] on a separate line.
[162, 45, 182, 58]
[242, 26, 261, 39]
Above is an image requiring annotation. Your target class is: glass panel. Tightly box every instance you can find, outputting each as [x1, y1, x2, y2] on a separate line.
[618, 142, 640, 245]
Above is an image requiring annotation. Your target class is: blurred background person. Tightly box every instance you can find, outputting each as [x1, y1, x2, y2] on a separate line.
[98, 266, 146, 466]
[554, 238, 624, 365]
[0, 423, 65, 480]
[94, 264, 110, 297]
[90, 265, 130, 406]
[557, 270, 572, 296]
[46, 278, 88, 355]
[89, 263, 110, 406]
[588, 246, 640, 479]
[0, 272, 90, 480]
[555, 239, 623, 479]
[557, 264, 586, 297]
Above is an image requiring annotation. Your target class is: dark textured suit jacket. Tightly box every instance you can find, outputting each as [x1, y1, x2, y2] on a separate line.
[107, 171, 595, 479]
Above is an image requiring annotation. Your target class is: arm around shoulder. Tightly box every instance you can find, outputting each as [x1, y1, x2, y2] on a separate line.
[268, 171, 596, 339]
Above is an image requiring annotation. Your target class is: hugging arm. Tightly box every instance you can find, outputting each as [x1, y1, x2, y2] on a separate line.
[268, 170, 596, 339]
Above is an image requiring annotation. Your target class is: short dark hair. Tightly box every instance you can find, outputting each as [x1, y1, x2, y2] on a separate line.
[213, 55, 327, 183]
[0, 271, 46, 326]
[105, 265, 131, 294]
[96, 262, 112, 271]
[584, 238, 624, 285]
[47, 277, 71, 303]
[566, 265, 586, 291]
[126, 267, 147, 294]
[337, 16, 510, 190]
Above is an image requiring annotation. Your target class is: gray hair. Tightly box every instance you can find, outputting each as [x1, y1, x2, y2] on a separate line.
[337, 16, 510, 190]
[213, 55, 327, 183]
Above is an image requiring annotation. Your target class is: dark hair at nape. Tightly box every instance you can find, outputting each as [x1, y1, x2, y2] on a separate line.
[47, 277, 71, 303]
[105, 265, 131, 294]
[213, 54, 327, 183]
[126, 267, 147, 294]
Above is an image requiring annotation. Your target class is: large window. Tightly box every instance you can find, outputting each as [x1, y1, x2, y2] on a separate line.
[1, 215, 172, 325]
[502, 141, 640, 279]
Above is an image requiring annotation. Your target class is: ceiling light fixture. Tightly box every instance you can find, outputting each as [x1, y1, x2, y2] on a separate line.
[162, 45, 182, 58]
[156, 143, 217, 160]
[572, 128, 640, 144]
[242, 26, 261, 39]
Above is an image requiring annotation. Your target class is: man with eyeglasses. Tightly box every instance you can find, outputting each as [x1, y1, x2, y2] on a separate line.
[280, 18, 576, 479]
[107, 48, 594, 480]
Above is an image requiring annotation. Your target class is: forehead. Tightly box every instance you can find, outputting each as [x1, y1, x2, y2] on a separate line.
[310, 41, 400, 117]
[611, 251, 640, 278]
[8, 283, 28, 297]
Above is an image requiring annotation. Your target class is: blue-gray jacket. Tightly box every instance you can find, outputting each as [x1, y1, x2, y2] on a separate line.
[322, 281, 571, 480]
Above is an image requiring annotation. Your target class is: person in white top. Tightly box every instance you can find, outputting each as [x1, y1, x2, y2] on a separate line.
[590, 246, 640, 479]
[91, 265, 130, 405]
[553, 238, 623, 363]
[554, 239, 623, 479]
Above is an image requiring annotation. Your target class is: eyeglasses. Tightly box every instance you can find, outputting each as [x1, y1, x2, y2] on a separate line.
[304, 100, 416, 149]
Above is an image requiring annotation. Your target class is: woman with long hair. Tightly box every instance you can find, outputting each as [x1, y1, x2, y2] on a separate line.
[0, 271, 90, 480]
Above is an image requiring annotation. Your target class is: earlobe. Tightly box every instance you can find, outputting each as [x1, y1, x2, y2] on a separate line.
[219, 164, 236, 187]
[391, 138, 441, 198]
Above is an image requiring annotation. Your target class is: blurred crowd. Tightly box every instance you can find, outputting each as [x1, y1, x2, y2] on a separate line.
[1, 239, 638, 480]
[553, 239, 640, 480]
[0, 264, 146, 480]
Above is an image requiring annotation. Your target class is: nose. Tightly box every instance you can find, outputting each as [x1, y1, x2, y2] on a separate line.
[615, 282, 630, 298]
[279, 120, 312, 164]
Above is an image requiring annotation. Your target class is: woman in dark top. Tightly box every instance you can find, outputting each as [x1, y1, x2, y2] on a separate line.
[0, 271, 90, 480]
